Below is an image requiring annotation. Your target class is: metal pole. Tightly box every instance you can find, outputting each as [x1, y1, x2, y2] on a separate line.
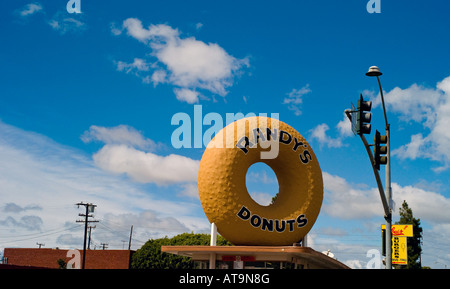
[82, 204, 88, 269]
[385, 123, 392, 269]
[76, 202, 98, 269]
[210, 223, 217, 246]
[209, 223, 217, 269]
[128, 225, 133, 250]
[345, 111, 390, 217]
[376, 75, 392, 269]
[360, 133, 390, 216]
[87, 226, 93, 250]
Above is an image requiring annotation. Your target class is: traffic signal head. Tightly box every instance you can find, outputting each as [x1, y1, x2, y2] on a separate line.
[373, 130, 388, 170]
[356, 94, 372, 135]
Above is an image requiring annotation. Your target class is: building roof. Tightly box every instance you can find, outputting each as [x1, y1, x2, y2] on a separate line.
[161, 245, 349, 269]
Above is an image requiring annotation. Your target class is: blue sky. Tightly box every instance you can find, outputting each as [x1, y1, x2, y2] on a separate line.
[1, 0, 450, 268]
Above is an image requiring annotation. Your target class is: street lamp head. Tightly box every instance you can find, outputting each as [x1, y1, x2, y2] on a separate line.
[366, 66, 382, 77]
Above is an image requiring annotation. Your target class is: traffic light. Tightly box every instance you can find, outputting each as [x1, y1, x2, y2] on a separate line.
[374, 130, 388, 170]
[356, 94, 372, 135]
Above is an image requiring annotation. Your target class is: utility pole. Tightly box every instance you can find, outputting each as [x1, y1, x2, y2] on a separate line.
[100, 243, 108, 250]
[128, 225, 133, 250]
[36, 242, 45, 248]
[87, 225, 96, 250]
[76, 202, 99, 269]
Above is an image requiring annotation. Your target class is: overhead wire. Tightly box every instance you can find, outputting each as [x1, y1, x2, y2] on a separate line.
[95, 221, 147, 247]
[0, 224, 83, 245]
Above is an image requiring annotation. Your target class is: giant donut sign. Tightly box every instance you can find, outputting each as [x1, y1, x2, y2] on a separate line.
[198, 116, 323, 246]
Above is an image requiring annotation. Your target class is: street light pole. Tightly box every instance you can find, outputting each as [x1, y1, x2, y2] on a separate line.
[366, 66, 392, 269]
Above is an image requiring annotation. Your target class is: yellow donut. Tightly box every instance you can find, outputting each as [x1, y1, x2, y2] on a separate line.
[198, 116, 323, 246]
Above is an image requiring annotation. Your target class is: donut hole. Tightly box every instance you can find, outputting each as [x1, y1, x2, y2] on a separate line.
[245, 162, 280, 206]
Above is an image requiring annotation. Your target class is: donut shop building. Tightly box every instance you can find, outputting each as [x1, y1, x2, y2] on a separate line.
[161, 244, 349, 269]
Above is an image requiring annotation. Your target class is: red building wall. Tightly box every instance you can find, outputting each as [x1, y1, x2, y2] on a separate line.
[2, 248, 134, 269]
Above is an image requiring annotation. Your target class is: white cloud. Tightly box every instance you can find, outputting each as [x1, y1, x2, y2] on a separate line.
[114, 18, 249, 102]
[93, 144, 199, 185]
[283, 85, 311, 116]
[321, 172, 450, 267]
[155, 36, 244, 95]
[81, 124, 156, 150]
[392, 133, 424, 160]
[372, 83, 441, 128]
[18, 3, 43, 17]
[336, 112, 353, 138]
[379, 75, 450, 171]
[3, 203, 42, 213]
[195, 23, 203, 30]
[247, 170, 277, 185]
[122, 18, 170, 43]
[0, 216, 43, 231]
[322, 172, 382, 219]
[309, 123, 344, 148]
[110, 22, 123, 36]
[116, 58, 150, 74]
[179, 183, 199, 199]
[306, 232, 380, 269]
[251, 168, 450, 268]
[390, 183, 450, 224]
[0, 121, 206, 249]
[56, 233, 83, 247]
[103, 211, 189, 233]
[322, 171, 450, 225]
[82, 125, 200, 185]
[174, 88, 200, 104]
[150, 69, 167, 85]
[308, 112, 354, 149]
[344, 259, 364, 269]
[248, 192, 273, 206]
[14, 4, 85, 35]
[48, 12, 86, 34]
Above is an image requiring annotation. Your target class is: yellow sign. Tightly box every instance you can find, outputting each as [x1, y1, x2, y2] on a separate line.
[382, 224, 413, 237]
[392, 236, 408, 265]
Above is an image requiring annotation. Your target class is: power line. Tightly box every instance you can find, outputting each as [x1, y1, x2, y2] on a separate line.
[96, 222, 147, 247]
[0, 224, 82, 245]
[0, 224, 80, 239]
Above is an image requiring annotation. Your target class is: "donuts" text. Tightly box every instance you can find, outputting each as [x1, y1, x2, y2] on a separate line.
[237, 206, 308, 233]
